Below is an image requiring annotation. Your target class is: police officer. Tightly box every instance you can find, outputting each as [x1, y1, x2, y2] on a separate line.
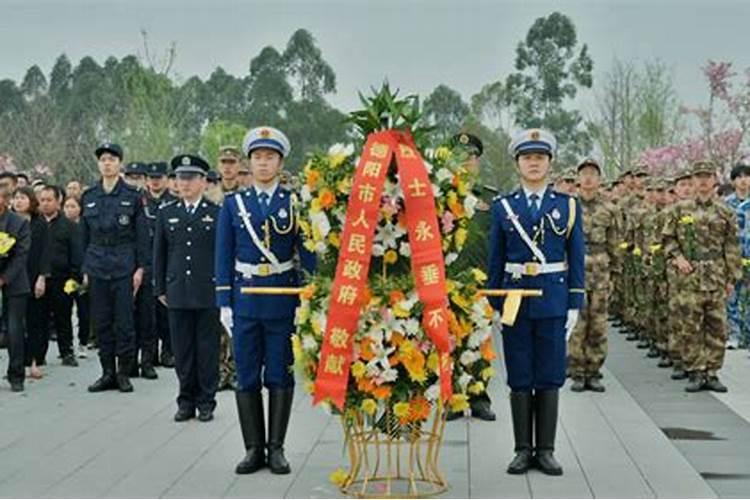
[488, 129, 585, 476]
[154, 154, 221, 422]
[83, 143, 149, 393]
[215, 127, 315, 475]
[446, 132, 497, 422]
[123, 162, 147, 191]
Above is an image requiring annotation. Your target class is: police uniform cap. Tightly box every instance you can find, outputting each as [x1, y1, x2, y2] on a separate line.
[95, 142, 123, 160]
[206, 170, 221, 183]
[170, 154, 210, 177]
[124, 162, 147, 176]
[146, 161, 168, 178]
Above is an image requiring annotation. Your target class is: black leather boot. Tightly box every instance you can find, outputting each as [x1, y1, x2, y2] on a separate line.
[235, 391, 266, 474]
[534, 390, 563, 476]
[470, 394, 496, 421]
[506, 392, 533, 474]
[88, 356, 118, 392]
[116, 356, 134, 393]
[268, 389, 293, 474]
[140, 350, 158, 380]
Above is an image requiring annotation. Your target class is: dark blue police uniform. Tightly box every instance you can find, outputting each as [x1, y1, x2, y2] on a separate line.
[83, 142, 149, 393]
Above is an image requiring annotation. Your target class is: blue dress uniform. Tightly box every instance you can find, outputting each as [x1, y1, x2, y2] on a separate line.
[141, 161, 178, 374]
[154, 155, 221, 422]
[83, 143, 150, 393]
[214, 126, 315, 475]
[488, 129, 585, 476]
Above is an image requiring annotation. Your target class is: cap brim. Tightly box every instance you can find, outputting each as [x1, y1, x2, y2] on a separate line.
[175, 166, 207, 176]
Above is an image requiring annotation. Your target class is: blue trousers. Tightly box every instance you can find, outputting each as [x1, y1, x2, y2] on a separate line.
[233, 316, 295, 392]
[501, 316, 567, 392]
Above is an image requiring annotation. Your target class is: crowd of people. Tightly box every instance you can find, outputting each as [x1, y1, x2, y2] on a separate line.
[1, 124, 748, 478]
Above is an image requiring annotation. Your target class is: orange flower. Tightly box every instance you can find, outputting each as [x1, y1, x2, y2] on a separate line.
[389, 290, 406, 306]
[361, 286, 372, 306]
[448, 199, 465, 218]
[372, 385, 392, 400]
[480, 338, 496, 361]
[357, 377, 375, 393]
[306, 169, 320, 189]
[409, 396, 431, 422]
[319, 189, 336, 209]
[360, 338, 375, 361]
[300, 284, 316, 300]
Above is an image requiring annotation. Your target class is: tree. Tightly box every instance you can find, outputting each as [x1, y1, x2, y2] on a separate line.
[423, 84, 470, 146]
[283, 29, 336, 101]
[505, 12, 594, 164]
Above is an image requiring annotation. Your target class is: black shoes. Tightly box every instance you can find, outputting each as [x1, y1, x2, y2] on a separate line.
[116, 357, 134, 392]
[160, 351, 175, 368]
[570, 377, 586, 392]
[10, 380, 24, 392]
[445, 410, 464, 421]
[198, 409, 214, 422]
[658, 357, 673, 368]
[685, 372, 705, 393]
[586, 377, 605, 393]
[507, 392, 534, 474]
[470, 398, 496, 421]
[89, 358, 118, 392]
[174, 408, 195, 422]
[61, 354, 79, 367]
[704, 376, 728, 393]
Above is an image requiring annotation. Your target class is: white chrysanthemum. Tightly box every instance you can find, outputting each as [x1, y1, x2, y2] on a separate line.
[425, 383, 440, 402]
[460, 350, 480, 367]
[310, 211, 331, 239]
[432, 184, 442, 198]
[464, 194, 479, 218]
[404, 318, 420, 336]
[300, 185, 313, 202]
[371, 243, 385, 256]
[458, 372, 472, 390]
[467, 331, 482, 349]
[436, 167, 453, 184]
[445, 253, 458, 266]
[399, 241, 411, 257]
[381, 367, 399, 383]
[301, 335, 318, 352]
[327, 143, 355, 157]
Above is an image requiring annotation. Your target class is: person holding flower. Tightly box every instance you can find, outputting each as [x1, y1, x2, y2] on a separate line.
[662, 160, 742, 393]
[0, 187, 31, 392]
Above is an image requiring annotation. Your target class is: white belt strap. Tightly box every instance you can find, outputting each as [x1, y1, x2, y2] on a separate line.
[234, 194, 281, 270]
[500, 198, 547, 264]
[235, 259, 294, 277]
[505, 262, 567, 276]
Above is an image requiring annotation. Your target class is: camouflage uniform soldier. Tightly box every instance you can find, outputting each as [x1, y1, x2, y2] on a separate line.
[666, 169, 695, 379]
[215, 146, 243, 390]
[622, 167, 650, 345]
[609, 176, 630, 325]
[662, 161, 742, 392]
[568, 158, 617, 392]
[641, 179, 670, 363]
[447, 132, 497, 422]
[554, 168, 578, 196]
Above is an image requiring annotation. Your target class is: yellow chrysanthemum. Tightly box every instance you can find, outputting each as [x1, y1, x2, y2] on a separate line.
[384, 249, 398, 264]
[632, 247, 642, 257]
[649, 244, 662, 254]
[351, 361, 366, 379]
[328, 232, 340, 248]
[455, 227, 468, 247]
[618, 241, 629, 251]
[679, 214, 695, 225]
[329, 468, 349, 487]
[393, 401, 411, 419]
[480, 366, 495, 381]
[468, 381, 485, 395]
[63, 279, 79, 295]
[291, 335, 303, 362]
[435, 146, 452, 161]
[360, 398, 377, 416]
[449, 394, 469, 412]
[329, 153, 348, 168]
[470, 268, 487, 284]
[427, 351, 440, 374]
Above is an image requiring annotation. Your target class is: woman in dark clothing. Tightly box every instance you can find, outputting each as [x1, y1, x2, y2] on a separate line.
[13, 187, 52, 378]
[64, 195, 91, 354]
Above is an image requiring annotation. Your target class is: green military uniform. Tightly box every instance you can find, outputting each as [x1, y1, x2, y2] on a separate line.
[568, 159, 618, 392]
[446, 132, 497, 422]
[662, 161, 742, 392]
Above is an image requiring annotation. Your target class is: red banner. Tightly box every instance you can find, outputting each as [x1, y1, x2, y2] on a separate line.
[313, 130, 453, 410]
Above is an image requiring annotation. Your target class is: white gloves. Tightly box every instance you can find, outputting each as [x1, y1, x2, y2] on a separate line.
[565, 309, 579, 342]
[220, 307, 234, 337]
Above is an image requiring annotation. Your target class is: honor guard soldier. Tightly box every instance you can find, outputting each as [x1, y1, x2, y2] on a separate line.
[215, 126, 315, 475]
[138, 161, 177, 376]
[82, 143, 149, 393]
[487, 129, 585, 476]
[446, 132, 497, 422]
[154, 154, 221, 422]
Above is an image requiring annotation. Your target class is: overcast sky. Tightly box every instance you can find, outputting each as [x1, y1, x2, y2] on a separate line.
[2, 0, 750, 120]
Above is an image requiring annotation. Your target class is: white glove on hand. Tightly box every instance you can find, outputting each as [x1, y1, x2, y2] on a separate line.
[220, 307, 234, 337]
[565, 309, 579, 342]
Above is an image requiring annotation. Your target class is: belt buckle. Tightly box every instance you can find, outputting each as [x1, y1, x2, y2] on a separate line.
[256, 264, 271, 277]
[524, 262, 540, 276]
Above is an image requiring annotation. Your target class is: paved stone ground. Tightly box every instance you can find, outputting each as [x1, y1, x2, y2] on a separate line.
[0, 323, 749, 498]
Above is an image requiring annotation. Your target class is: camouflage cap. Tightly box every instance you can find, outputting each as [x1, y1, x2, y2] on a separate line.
[673, 166, 693, 182]
[576, 157, 602, 174]
[632, 162, 650, 177]
[559, 167, 577, 181]
[690, 160, 716, 176]
[218, 146, 242, 161]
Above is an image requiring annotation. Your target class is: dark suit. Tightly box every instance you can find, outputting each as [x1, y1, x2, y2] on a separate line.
[154, 197, 220, 412]
[0, 211, 31, 384]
